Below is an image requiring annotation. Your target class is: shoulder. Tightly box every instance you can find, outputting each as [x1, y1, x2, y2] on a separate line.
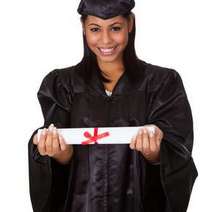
[42, 65, 76, 84]
[138, 60, 182, 91]
[40, 63, 83, 92]
[140, 60, 179, 79]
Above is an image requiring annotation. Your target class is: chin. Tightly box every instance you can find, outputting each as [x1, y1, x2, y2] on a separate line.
[97, 56, 118, 63]
[96, 52, 123, 64]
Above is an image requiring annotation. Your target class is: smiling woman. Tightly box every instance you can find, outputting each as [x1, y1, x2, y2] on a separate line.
[82, 15, 134, 91]
[28, 0, 198, 212]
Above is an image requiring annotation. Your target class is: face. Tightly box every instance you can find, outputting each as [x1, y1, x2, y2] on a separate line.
[82, 15, 133, 64]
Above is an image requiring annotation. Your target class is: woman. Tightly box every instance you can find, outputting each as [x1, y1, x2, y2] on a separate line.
[28, 0, 198, 212]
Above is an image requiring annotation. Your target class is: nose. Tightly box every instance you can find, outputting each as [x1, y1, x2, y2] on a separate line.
[101, 30, 112, 45]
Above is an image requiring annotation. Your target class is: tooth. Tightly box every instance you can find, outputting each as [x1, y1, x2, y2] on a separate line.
[100, 48, 114, 53]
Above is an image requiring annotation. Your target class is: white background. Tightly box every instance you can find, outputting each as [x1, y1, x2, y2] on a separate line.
[0, 0, 211, 211]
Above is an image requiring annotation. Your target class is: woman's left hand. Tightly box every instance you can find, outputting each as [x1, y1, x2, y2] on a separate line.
[129, 124, 164, 163]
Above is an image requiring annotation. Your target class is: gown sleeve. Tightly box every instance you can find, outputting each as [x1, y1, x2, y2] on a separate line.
[28, 69, 73, 212]
[146, 69, 198, 212]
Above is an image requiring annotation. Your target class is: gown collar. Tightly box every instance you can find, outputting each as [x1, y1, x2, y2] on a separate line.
[88, 66, 133, 97]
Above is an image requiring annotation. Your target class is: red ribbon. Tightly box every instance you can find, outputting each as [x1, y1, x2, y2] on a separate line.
[81, 128, 110, 145]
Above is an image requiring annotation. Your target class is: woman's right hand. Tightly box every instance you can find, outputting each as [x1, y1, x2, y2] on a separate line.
[33, 123, 73, 165]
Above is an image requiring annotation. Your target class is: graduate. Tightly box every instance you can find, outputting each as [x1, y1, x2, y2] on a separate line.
[28, 0, 198, 211]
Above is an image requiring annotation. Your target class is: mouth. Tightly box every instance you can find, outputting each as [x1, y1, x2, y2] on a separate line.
[98, 46, 118, 56]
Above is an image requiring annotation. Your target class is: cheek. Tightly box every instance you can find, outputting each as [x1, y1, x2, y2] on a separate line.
[114, 32, 129, 47]
[114, 29, 128, 45]
[86, 34, 99, 48]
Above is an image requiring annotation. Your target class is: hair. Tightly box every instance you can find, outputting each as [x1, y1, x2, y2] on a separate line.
[78, 13, 143, 84]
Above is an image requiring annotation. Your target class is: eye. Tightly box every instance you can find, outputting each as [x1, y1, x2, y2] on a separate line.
[90, 27, 100, 32]
[111, 26, 122, 32]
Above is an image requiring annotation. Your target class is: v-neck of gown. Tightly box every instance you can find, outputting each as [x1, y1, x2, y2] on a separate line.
[89, 66, 131, 97]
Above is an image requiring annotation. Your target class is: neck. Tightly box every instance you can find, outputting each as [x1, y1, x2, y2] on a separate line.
[97, 58, 125, 80]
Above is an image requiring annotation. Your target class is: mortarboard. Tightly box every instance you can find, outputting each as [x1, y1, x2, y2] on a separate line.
[77, 0, 135, 19]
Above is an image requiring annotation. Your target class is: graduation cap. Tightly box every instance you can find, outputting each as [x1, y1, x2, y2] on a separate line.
[77, 0, 135, 19]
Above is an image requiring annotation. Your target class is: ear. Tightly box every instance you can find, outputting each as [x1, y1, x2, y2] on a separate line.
[128, 13, 135, 33]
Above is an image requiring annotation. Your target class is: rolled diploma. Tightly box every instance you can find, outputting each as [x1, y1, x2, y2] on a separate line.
[37, 126, 155, 145]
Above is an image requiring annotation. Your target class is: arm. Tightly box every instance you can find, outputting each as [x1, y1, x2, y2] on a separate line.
[146, 69, 198, 212]
[28, 69, 74, 212]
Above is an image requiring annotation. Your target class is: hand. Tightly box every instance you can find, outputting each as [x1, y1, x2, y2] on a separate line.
[33, 123, 73, 164]
[129, 124, 163, 163]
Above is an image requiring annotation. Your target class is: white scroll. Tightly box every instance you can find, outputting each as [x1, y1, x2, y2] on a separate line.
[37, 126, 155, 145]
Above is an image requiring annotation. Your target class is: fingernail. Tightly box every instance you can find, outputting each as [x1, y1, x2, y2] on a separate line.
[149, 131, 154, 138]
[53, 127, 57, 135]
[42, 128, 46, 135]
[129, 143, 134, 149]
[143, 128, 147, 134]
[138, 129, 143, 135]
[48, 124, 54, 132]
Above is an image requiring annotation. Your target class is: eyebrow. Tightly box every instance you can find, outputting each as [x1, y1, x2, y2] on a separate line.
[88, 22, 123, 27]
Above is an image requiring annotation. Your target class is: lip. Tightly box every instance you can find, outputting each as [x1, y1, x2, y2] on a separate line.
[98, 46, 117, 56]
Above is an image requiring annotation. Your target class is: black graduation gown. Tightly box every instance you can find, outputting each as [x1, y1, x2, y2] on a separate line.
[28, 60, 198, 212]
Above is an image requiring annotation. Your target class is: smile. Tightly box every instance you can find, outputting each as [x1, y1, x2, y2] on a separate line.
[98, 46, 117, 56]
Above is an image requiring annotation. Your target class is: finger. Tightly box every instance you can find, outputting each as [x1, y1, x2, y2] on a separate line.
[52, 127, 60, 155]
[59, 134, 67, 151]
[142, 128, 150, 155]
[33, 133, 38, 145]
[38, 128, 47, 156]
[129, 135, 136, 150]
[155, 127, 163, 147]
[38, 128, 47, 143]
[45, 124, 54, 156]
[149, 129, 157, 153]
[135, 128, 143, 152]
